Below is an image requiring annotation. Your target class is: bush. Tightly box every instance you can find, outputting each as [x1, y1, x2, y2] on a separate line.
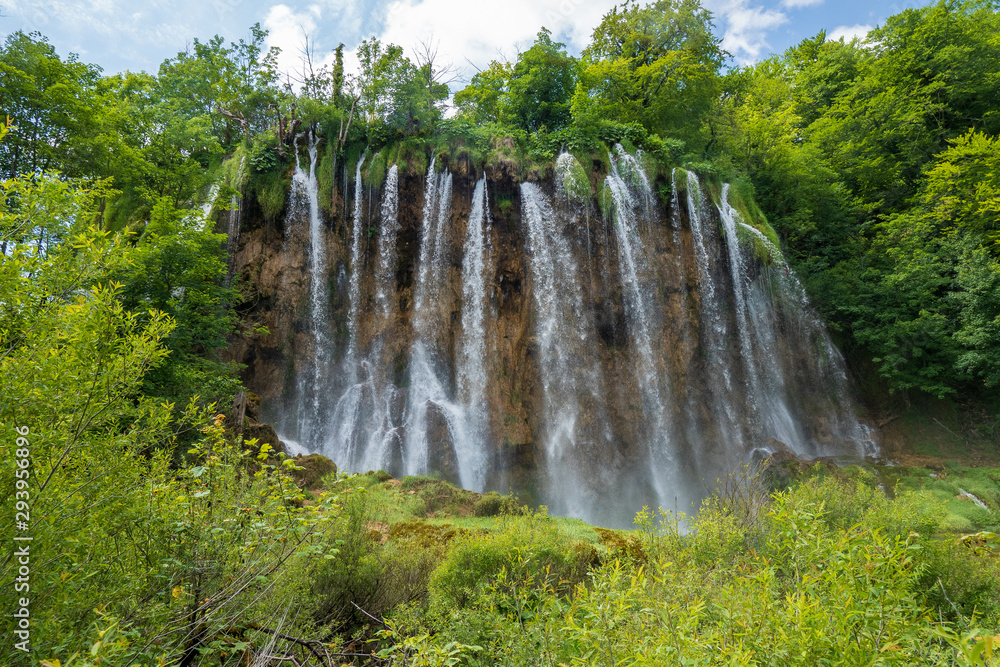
[429, 510, 596, 610]
[472, 492, 507, 517]
[381, 471, 999, 666]
[304, 488, 437, 636]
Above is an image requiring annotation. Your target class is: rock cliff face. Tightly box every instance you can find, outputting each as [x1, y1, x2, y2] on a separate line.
[225, 139, 875, 526]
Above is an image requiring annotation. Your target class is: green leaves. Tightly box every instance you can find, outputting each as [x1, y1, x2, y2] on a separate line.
[715, 1, 1000, 399]
[574, 0, 723, 146]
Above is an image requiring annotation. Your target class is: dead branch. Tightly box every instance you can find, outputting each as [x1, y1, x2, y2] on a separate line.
[351, 601, 390, 629]
[217, 107, 250, 136]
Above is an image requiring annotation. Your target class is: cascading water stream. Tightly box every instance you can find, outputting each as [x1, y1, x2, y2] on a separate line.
[682, 172, 744, 463]
[280, 132, 331, 451]
[522, 180, 610, 518]
[605, 146, 681, 508]
[331, 163, 404, 473]
[718, 185, 818, 454]
[327, 152, 374, 469]
[375, 165, 400, 323]
[345, 152, 367, 373]
[454, 178, 492, 491]
[199, 182, 220, 220]
[405, 160, 469, 479]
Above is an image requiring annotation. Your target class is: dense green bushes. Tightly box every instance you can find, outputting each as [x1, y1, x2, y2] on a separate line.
[377, 475, 1000, 666]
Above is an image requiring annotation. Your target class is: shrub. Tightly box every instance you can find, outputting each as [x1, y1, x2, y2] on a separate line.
[304, 488, 437, 636]
[289, 453, 337, 489]
[472, 492, 506, 517]
[429, 511, 596, 610]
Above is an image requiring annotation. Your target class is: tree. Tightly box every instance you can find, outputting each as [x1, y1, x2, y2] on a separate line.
[354, 37, 449, 136]
[1, 172, 341, 664]
[0, 31, 102, 178]
[809, 0, 1000, 216]
[507, 29, 577, 132]
[454, 59, 514, 125]
[156, 24, 281, 148]
[573, 0, 724, 144]
[114, 198, 242, 407]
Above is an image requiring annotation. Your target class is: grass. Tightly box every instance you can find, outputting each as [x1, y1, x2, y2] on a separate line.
[777, 460, 1000, 534]
[287, 456, 1000, 666]
[315, 470, 607, 553]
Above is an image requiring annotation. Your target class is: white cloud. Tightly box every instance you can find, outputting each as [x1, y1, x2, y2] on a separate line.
[705, 0, 787, 64]
[827, 23, 872, 43]
[263, 3, 322, 80]
[374, 0, 614, 83]
[781, 0, 822, 8]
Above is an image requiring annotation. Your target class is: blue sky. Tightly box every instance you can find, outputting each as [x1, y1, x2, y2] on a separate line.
[1, 0, 930, 83]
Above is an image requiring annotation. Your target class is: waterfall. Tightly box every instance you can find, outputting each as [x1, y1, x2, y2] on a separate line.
[413, 158, 441, 320]
[454, 178, 492, 491]
[522, 180, 609, 518]
[375, 165, 400, 323]
[604, 146, 682, 509]
[346, 152, 367, 372]
[199, 182, 220, 219]
[717, 184, 874, 458]
[264, 142, 876, 527]
[406, 160, 468, 479]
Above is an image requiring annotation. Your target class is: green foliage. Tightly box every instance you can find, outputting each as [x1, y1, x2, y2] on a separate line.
[716, 0, 1000, 399]
[303, 483, 438, 635]
[113, 198, 241, 407]
[454, 61, 514, 125]
[456, 29, 577, 133]
[0, 31, 102, 178]
[355, 38, 449, 139]
[573, 0, 724, 148]
[0, 173, 348, 664]
[842, 132, 1000, 396]
[427, 508, 596, 609]
[245, 134, 290, 223]
[472, 491, 521, 518]
[377, 474, 1000, 666]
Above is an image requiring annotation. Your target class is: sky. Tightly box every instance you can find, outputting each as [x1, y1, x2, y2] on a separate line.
[1, 0, 931, 85]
